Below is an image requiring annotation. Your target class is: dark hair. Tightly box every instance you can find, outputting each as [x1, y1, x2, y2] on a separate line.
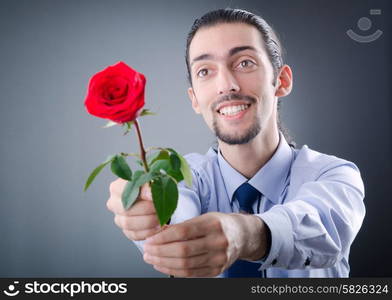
[185, 8, 296, 148]
[185, 8, 283, 86]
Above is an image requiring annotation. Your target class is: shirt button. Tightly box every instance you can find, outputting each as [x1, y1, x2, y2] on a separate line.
[305, 257, 311, 266]
[272, 259, 278, 265]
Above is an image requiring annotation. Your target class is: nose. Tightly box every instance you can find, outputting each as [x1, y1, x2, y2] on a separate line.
[216, 67, 240, 95]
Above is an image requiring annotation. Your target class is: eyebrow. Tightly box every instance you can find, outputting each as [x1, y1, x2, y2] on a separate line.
[190, 45, 257, 67]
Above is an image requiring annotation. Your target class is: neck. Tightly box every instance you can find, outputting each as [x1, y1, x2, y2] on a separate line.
[218, 127, 280, 179]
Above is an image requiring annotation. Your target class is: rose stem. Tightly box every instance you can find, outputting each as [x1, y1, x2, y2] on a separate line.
[133, 119, 149, 173]
[135, 119, 171, 277]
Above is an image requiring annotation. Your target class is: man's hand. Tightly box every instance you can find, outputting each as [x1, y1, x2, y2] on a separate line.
[106, 178, 160, 241]
[143, 212, 269, 277]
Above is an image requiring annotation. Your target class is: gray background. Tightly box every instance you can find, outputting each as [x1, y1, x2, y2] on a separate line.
[0, 0, 390, 277]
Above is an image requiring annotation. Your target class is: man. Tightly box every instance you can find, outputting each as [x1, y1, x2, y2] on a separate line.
[106, 8, 365, 277]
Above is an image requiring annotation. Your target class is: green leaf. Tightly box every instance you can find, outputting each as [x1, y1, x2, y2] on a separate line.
[83, 155, 116, 192]
[165, 148, 192, 188]
[103, 154, 117, 164]
[149, 158, 183, 183]
[121, 171, 154, 210]
[151, 174, 178, 226]
[121, 171, 143, 210]
[140, 108, 156, 117]
[178, 154, 192, 187]
[165, 148, 176, 154]
[169, 153, 181, 171]
[102, 120, 118, 128]
[149, 159, 169, 173]
[123, 121, 133, 135]
[147, 149, 170, 165]
[111, 155, 132, 180]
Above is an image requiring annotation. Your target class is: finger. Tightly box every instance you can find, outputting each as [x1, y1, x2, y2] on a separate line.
[145, 218, 209, 245]
[144, 232, 228, 257]
[122, 228, 161, 241]
[144, 237, 211, 258]
[107, 197, 156, 216]
[140, 183, 153, 201]
[114, 214, 159, 231]
[144, 251, 226, 270]
[109, 178, 127, 196]
[153, 265, 222, 278]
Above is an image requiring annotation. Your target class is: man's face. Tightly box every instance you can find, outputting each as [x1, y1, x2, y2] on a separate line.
[187, 22, 280, 145]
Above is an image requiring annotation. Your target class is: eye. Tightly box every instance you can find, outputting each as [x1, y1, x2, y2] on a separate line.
[196, 68, 209, 78]
[237, 59, 256, 69]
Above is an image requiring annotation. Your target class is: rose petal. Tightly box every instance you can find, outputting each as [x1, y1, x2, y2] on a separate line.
[84, 61, 146, 123]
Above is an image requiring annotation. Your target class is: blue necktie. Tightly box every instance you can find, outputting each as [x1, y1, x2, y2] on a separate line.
[225, 182, 262, 277]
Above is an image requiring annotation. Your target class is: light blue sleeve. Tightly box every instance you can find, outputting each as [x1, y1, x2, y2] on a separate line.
[256, 162, 365, 270]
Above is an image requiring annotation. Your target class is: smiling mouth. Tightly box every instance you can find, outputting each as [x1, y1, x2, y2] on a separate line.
[217, 103, 251, 116]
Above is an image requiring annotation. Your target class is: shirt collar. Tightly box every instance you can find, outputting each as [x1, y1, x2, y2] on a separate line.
[217, 131, 294, 204]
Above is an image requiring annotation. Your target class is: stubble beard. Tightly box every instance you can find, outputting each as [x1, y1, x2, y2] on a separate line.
[212, 112, 261, 145]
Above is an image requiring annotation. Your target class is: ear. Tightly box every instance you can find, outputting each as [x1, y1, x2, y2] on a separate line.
[187, 87, 201, 114]
[275, 65, 293, 98]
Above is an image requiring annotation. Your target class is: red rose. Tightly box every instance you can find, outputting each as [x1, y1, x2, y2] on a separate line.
[84, 61, 146, 123]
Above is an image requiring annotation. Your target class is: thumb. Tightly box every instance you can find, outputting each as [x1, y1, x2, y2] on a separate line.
[140, 182, 153, 201]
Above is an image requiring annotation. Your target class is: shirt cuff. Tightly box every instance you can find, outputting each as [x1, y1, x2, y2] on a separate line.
[133, 240, 146, 254]
[254, 206, 294, 270]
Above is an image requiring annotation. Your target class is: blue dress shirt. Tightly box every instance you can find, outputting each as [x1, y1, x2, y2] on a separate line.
[135, 132, 365, 277]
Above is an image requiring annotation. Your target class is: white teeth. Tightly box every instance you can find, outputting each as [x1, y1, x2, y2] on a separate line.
[219, 104, 249, 116]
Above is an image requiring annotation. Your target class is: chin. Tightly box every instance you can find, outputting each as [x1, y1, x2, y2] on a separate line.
[216, 127, 261, 145]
